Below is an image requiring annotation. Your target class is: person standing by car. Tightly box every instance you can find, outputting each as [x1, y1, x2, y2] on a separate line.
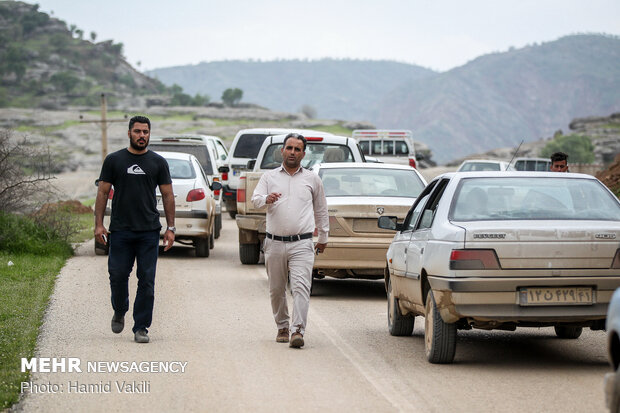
[94, 115, 176, 344]
[251, 133, 329, 348]
[550, 151, 569, 172]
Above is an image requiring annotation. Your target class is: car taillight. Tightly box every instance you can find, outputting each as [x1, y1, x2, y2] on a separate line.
[409, 158, 417, 169]
[213, 177, 220, 196]
[222, 172, 228, 181]
[187, 188, 206, 202]
[613, 249, 620, 269]
[108, 188, 114, 199]
[450, 249, 500, 270]
[237, 176, 246, 203]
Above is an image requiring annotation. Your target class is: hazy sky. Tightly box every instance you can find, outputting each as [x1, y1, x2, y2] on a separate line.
[34, 0, 620, 72]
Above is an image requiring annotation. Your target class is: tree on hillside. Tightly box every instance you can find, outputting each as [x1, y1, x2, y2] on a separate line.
[221, 88, 243, 106]
[90, 31, 97, 42]
[540, 134, 595, 164]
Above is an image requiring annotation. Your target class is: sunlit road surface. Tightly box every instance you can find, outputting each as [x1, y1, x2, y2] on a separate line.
[17, 217, 609, 412]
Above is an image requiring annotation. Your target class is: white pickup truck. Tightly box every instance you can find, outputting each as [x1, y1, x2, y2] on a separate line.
[235, 133, 367, 264]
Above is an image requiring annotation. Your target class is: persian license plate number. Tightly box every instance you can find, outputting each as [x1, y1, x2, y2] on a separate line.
[519, 287, 593, 306]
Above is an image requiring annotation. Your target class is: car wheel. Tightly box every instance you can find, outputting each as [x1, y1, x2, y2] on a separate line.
[554, 326, 583, 339]
[94, 241, 109, 256]
[239, 243, 260, 264]
[606, 369, 620, 413]
[424, 290, 456, 364]
[387, 277, 414, 336]
[209, 229, 215, 250]
[195, 237, 210, 258]
[228, 211, 237, 219]
[214, 214, 222, 239]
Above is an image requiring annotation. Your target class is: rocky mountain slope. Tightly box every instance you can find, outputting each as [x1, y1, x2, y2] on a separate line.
[374, 35, 620, 162]
[149, 35, 620, 164]
[0, 1, 166, 109]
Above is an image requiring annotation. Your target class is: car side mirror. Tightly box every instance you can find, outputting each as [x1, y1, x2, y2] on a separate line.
[218, 166, 230, 173]
[378, 216, 402, 231]
[210, 181, 223, 191]
[246, 159, 256, 170]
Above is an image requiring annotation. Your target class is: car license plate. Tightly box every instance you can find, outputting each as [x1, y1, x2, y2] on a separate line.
[519, 287, 593, 306]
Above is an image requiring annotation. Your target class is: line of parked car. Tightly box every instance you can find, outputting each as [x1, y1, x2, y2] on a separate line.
[94, 127, 620, 408]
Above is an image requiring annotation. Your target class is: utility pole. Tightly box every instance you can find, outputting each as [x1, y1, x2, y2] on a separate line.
[79, 93, 127, 162]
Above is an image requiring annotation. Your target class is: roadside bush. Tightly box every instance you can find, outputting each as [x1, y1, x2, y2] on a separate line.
[0, 129, 54, 211]
[0, 212, 73, 256]
[540, 134, 595, 164]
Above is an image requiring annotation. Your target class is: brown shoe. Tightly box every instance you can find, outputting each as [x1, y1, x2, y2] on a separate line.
[276, 328, 289, 343]
[289, 329, 304, 348]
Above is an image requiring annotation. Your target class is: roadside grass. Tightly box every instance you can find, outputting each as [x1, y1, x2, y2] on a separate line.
[0, 210, 91, 409]
[69, 213, 95, 244]
[0, 252, 67, 410]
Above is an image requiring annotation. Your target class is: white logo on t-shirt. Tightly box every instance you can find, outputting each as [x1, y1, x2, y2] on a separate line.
[127, 164, 146, 175]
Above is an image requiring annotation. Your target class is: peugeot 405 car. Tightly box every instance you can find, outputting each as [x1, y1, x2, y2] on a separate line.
[312, 162, 426, 281]
[378, 171, 620, 364]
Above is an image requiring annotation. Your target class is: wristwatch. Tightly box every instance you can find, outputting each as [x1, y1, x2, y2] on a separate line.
[167, 226, 176, 233]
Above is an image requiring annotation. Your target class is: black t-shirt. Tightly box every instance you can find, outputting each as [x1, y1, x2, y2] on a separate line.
[99, 149, 172, 232]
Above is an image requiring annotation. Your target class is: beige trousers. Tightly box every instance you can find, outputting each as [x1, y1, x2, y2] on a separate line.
[264, 237, 314, 335]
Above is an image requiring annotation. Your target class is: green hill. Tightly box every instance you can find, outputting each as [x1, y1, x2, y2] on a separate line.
[0, 1, 166, 108]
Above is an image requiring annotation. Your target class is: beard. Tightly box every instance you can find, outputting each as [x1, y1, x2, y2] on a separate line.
[130, 137, 148, 150]
[284, 156, 301, 169]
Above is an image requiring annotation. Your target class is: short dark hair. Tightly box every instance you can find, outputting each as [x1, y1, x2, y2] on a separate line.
[283, 133, 307, 151]
[550, 151, 568, 163]
[129, 115, 151, 131]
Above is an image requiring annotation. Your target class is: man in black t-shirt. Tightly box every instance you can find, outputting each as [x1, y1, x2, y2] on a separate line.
[94, 115, 175, 344]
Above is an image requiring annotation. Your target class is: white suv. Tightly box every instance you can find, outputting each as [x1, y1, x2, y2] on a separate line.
[221, 128, 333, 218]
[353, 130, 418, 168]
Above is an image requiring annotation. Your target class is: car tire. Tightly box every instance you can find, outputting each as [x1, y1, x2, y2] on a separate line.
[209, 230, 215, 250]
[607, 369, 620, 413]
[195, 237, 210, 258]
[214, 214, 222, 239]
[94, 241, 109, 256]
[239, 243, 260, 264]
[387, 277, 414, 336]
[228, 211, 237, 219]
[424, 290, 457, 364]
[554, 326, 583, 339]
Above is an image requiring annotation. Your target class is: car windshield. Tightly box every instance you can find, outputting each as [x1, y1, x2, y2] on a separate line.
[318, 168, 425, 197]
[459, 162, 502, 171]
[150, 144, 213, 175]
[450, 177, 620, 221]
[165, 159, 196, 179]
[260, 143, 355, 169]
[233, 134, 270, 158]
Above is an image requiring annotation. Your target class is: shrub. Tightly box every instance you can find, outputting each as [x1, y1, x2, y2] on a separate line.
[540, 134, 595, 164]
[0, 212, 73, 256]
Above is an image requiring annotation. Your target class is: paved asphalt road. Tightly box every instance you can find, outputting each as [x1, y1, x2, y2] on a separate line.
[16, 216, 611, 412]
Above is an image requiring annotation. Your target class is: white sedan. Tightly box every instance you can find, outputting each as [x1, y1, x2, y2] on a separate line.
[379, 171, 620, 363]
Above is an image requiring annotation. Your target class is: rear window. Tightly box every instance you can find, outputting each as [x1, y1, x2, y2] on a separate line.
[165, 159, 196, 179]
[150, 143, 213, 175]
[450, 177, 620, 221]
[459, 162, 502, 172]
[514, 159, 551, 171]
[358, 139, 410, 155]
[233, 134, 269, 158]
[260, 143, 355, 169]
[319, 167, 425, 198]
